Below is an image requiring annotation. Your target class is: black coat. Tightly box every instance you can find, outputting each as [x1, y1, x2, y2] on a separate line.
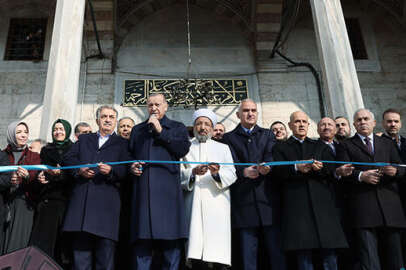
[0, 151, 11, 254]
[62, 133, 130, 241]
[382, 134, 406, 213]
[29, 142, 73, 259]
[272, 137, 348, 250]
[37, 142, 73, 201]
[222, 124, 280, 228]
[129, 116, 191, 241]
[336, 134, 406, 229]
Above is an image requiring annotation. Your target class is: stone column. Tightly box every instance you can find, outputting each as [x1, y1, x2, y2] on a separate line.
[310, 0, 364, 120]
[40, 0, 86, 141]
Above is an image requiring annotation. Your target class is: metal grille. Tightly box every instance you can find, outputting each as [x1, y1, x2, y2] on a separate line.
[4, 18, 48, 61]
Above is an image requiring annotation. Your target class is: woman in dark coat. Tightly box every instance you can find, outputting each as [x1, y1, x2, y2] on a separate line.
[1, 121, 40, 254]
[29, 119, 73, 263]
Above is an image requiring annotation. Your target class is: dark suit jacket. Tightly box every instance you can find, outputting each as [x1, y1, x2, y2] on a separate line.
[62, 132, 130, 241]
[273, 137, 347, 250]
[382, 134, 406, 213]
[222, 124, 280, 228]
[336, 134, 406, 229]
[129, 115, 191, 241]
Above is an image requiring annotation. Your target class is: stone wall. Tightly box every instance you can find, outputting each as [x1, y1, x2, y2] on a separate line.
[0, 0, 405, 147]
[258, 0, 406, 137]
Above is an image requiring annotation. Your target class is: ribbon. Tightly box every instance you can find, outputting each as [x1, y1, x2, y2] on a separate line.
[0, 159, 405, 173]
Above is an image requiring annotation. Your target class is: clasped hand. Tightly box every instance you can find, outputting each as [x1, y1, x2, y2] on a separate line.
[131, 162, 145, 176]
[360, 166, 396, 185]
[11, 167, 29, 185]
[243, 163, 271, 179]
[79, 163, 112, 179]
[192, 163, 220, 176]
[296, 160, 323, 173]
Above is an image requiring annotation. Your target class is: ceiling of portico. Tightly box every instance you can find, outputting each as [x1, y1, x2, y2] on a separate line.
[0, 0, 55, 9]
[117, 0, 253, 32]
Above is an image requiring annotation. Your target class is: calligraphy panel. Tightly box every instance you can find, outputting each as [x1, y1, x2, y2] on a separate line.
[122, 79, 249, 107]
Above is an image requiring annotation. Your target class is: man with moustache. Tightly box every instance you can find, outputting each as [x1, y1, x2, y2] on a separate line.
[129, 93, 191, 270]
[63, 105, 130, 270]
[222, 99, 286, 270]
[335, 117, 351, 141]
[271, 121, 288, 141]
[273, 112, 347, 270]
[212, 122, 226, 141]
[116, 116, 135, 269]
[336, 108, 406, 270]
[181, 109, 236, 269]
[117, 117, 135, 139]
[380, 108, 406, 263]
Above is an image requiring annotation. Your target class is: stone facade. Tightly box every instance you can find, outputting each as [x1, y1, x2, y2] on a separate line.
[0, 0, 404, 146]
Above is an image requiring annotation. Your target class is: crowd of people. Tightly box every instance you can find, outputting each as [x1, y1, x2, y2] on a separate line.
[0, 93, 404, 270]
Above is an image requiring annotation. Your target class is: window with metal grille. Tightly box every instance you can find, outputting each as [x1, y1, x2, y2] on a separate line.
[345, 18, 368, 60]
[4, 18, 48, 61]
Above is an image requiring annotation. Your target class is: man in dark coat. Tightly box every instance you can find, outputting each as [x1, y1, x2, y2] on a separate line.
[380, 108, 406, 264]
[317, 117, 358, 270]
[273, 111, 347, 270]
[222, 99, 286, 270]
[63, 105, 129, 270]
[336, 108, 406, 270]
[129, 93, 191, 270]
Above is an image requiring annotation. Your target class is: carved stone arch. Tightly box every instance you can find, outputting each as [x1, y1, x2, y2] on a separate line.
[115, 0, 254, 53]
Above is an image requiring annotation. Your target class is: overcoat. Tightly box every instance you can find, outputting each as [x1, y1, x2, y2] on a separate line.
[0, 151, 11, 254]
[30, 142, 73, 258]
[129, 115, 191, 241]
[382, 134, 406, 212]
[272, 137, 348, 251]
[336, 134, 406, 229]
[2, 146, 40, 254]
[62, 133, 129, 241]
[181, 138, 236, 266]
[222, 124, 280, 228]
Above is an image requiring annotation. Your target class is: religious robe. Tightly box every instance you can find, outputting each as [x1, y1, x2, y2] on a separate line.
[181, 138, 237, 266]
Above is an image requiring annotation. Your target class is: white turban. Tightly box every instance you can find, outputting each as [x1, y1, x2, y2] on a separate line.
[192, 108, 217, 127]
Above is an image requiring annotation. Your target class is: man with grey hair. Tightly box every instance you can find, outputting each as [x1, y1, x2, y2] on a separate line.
[129, 93, 191, 270]
[63, 105, 129, 270]
[181, 108, 236, 269]
[336, 108, 406, 270]
[74, 122, 92, 141]
[117, 116, 135, 139]
[29, 138, 47, 153]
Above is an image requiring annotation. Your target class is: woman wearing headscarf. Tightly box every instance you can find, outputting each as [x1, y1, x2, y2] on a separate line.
[2, 121, 40, 254]
[29, 119, 73, 263]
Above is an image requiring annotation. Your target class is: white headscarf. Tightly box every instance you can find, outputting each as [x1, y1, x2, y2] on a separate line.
[192, 109, 217, 127]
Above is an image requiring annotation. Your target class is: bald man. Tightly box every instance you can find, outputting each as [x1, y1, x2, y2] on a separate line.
[222, 99, 286, 270]
[273, 111, 347, 270]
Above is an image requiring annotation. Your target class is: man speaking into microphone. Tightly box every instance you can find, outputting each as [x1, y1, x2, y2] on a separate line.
[129, 93, 191, 270]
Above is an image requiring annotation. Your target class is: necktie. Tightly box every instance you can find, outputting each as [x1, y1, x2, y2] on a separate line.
[364, 137, 373, 155]
[329, 143, 336, 156]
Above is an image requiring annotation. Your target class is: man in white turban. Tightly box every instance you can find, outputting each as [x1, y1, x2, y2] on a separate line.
[181, 108, 237, 269]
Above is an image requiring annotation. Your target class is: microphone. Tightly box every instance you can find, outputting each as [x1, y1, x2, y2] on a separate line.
[148, 114, 157, 133]
[148, 123, 154, 133]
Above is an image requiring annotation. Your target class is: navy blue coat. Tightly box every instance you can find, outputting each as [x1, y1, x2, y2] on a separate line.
[129, 116, 191, 241]
[62, 133, 130, 241]
[222, 124, 279, 228]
